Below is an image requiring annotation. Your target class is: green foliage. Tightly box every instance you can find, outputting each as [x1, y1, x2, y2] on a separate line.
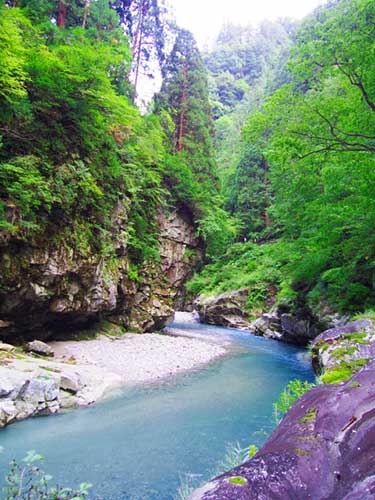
[273, 379, 315, 424]
[197, 207, 237, 260]
[215, 442, 247, 475]
[247, 444, 258, 459]
[187, 241, 287, 315]
[156, 27, 235, 260]
[227, 476, 247, 486]
[2, 451, 91, 499]
[226, 144, 270, 239]
[0, 3, 169, 264]
[205, 0, 375, 314]
[204, 19, 295, 195]
[320, 358, 370, 384]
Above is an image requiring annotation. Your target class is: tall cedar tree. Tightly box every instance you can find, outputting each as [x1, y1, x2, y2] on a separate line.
[156, 28, 217, 182]
[111, 0, 167, 100]
[227, 144, 270, 240]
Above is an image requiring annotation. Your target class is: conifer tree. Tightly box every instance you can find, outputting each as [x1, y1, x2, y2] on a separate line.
[156, 28, 216, 179]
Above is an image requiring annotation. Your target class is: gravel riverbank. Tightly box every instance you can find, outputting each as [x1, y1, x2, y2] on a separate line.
[0, 328, 227, 427]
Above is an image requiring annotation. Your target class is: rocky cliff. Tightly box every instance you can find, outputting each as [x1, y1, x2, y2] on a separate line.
[0, 207, 203, 341]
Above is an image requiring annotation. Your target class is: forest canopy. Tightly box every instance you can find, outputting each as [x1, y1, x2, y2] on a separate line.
[190, 0, 375, 314]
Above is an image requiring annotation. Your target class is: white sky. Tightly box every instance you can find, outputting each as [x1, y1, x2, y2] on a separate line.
[169, 0, 326, 47]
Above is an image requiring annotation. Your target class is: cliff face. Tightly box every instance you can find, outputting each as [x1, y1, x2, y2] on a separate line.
[0, 207, 203, 341]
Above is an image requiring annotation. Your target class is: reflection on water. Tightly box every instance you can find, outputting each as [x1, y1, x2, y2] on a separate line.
[0, 313, 314, 499]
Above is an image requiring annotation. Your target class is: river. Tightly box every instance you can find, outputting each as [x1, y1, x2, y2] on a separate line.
[0, 313, 314, 499]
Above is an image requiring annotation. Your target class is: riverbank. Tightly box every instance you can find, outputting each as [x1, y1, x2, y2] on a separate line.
[0, 327, 227, 428]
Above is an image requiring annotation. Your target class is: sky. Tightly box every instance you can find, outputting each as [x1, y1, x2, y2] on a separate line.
[170, 0, 326, 47]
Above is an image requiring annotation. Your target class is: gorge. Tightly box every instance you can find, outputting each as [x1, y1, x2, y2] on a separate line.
[0, 0, 375, 498]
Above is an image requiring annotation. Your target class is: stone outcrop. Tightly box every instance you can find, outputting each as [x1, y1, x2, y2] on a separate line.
[0, 207, 203, 341]
[251, 309, 321, 346]
[0, 349, 122, 428]
[195, 289, 253, 330]
[196, 288, 351, 346]
[311, 318, 375, 376]
[196, 290, 333, 345]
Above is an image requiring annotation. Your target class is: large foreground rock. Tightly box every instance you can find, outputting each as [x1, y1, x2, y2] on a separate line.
[0, 208, 203, 340]
[191, 359, 375, 500]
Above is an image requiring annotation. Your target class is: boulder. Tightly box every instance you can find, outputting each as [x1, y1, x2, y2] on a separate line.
[251, 312, 282, 340]
[26, 340, 54, 357]
[196, 290, 252, 330]
[0, 365, 61, 428]
[60, 372, 81, 394]
[312, 318, 375, 375]
[0, 342, 16, 353]
[191, 360, 375, 500]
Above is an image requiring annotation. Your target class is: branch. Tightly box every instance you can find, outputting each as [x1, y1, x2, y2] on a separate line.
[335, 60, 375, 113]
[298, 146, 375, 159]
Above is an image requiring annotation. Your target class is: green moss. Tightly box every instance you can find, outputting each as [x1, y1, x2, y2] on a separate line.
[330, 346, 358, 359]
[321, 365, 353, 384]
[321, 358, 370, 384]
[343, 331, 371, 345]
[299, 406, 316, 425]
[294, 448, 310, 456]
[40, 366, 61, 373]
[348, 380, 361, 389]
[247, 444, 258, 459]
[227, 476, 248, 486]
[320, 343, 331, 352]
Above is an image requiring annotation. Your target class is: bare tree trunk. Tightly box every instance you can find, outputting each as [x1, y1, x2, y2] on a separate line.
[264, 210, 271, 227]
[57, 1, 67, 28]
[132, 0, 146, 100]
[177, 61, 188, 152]
[82, 0, 90, 29]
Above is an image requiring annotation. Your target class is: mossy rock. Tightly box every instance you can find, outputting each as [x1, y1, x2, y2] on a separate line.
[226, 476, 248, 486]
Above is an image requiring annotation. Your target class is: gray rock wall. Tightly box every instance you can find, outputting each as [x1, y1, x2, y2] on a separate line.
[0, 207, 203, 340]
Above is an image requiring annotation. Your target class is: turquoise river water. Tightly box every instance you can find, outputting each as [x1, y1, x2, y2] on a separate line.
[0, 314, 314, 499]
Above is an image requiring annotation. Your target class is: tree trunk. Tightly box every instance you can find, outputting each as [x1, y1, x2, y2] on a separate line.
[82, 0, 90, 29]
[57, 1, 67, 28]
[264, 210, 271, 227]
[132, 0, 146, 101]
[177, 61, 188, 152]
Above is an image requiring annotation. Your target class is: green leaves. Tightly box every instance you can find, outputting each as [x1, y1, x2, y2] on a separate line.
[236, 0, 375, 312]
[0, 6, 30, 105]
[3, 450, 91, 500]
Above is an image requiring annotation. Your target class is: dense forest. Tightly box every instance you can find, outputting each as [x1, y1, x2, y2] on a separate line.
[190, 0, 375, 319]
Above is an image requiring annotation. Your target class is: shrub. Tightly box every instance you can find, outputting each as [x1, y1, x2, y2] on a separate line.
[273, 379, 315, 424]
[2, 451, 91, 500]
